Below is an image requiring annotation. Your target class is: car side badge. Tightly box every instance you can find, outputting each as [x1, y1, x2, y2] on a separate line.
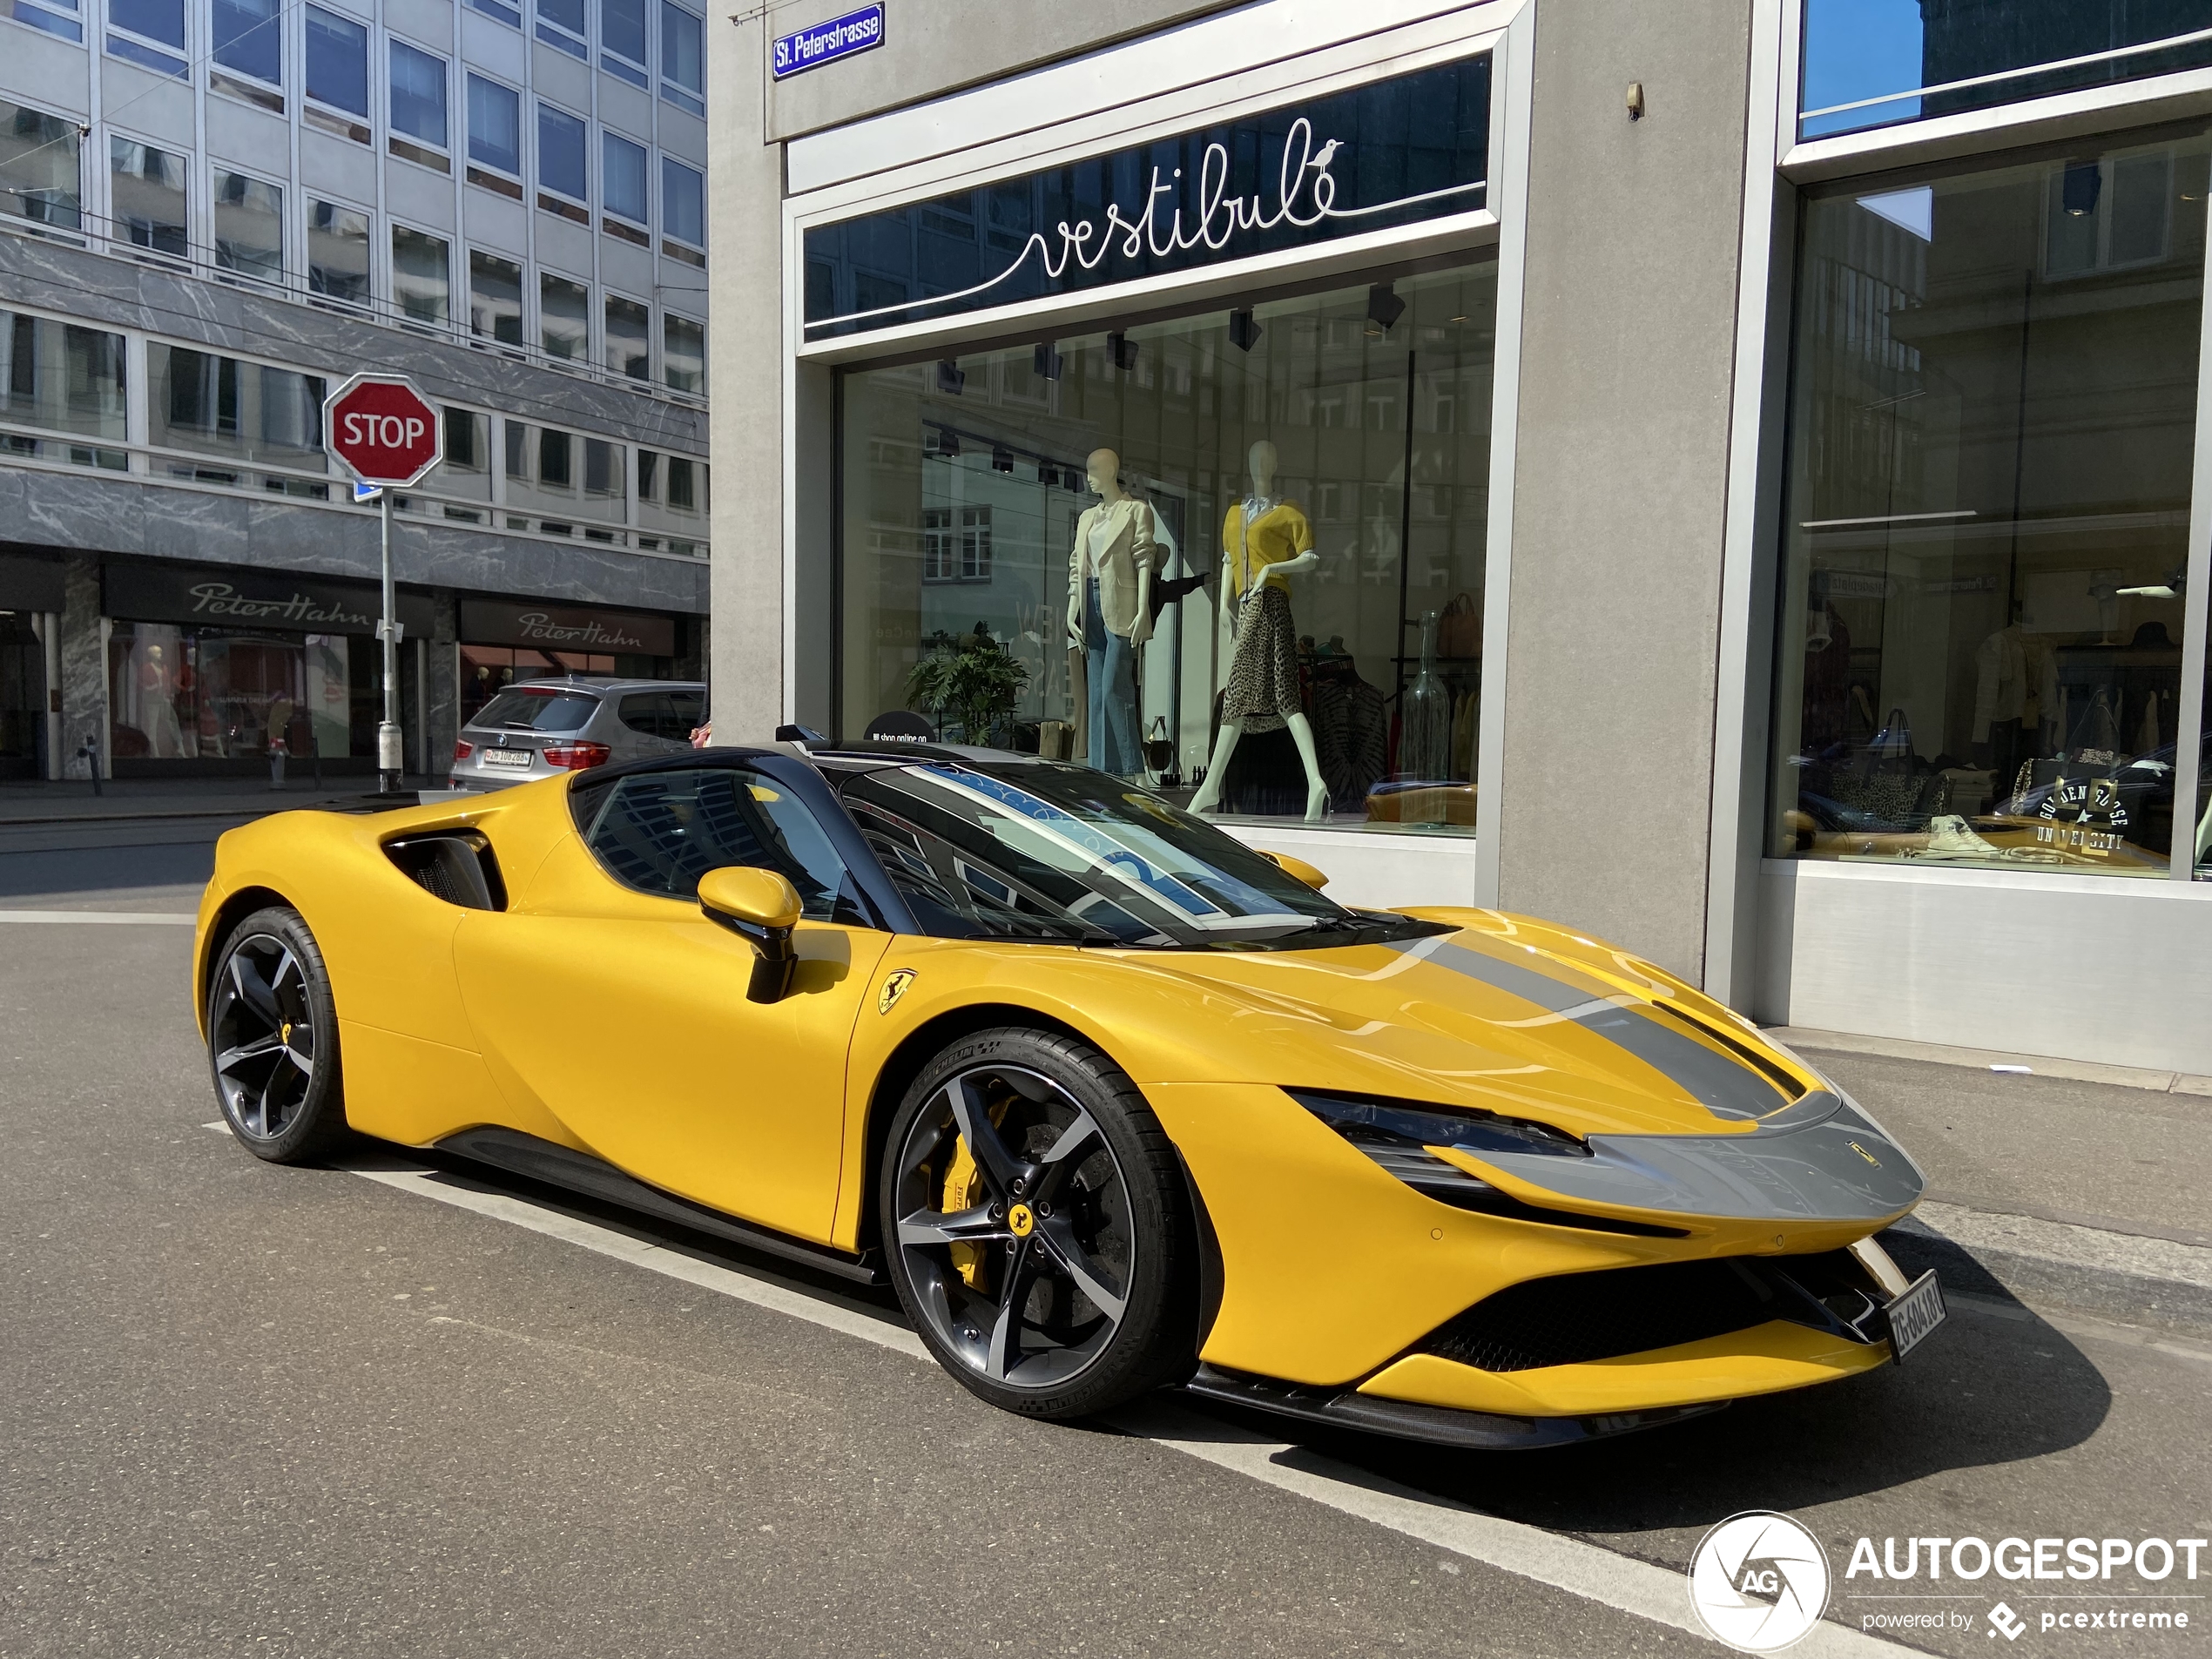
[878, 968, 915, 1015]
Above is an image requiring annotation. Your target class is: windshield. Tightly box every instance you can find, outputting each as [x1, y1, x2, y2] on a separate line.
[471, 687, 602, 732]
[838, 759, 1448, 951]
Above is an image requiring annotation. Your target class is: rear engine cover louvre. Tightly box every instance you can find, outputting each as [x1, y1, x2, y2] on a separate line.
[383, 830, 508, 910]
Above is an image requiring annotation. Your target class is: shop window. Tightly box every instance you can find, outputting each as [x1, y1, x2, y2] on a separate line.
[601, 132, 649, 235]
[537, 104, 588, 219]
[212, 0, 281, 92]
[838, 266, 1495, 828]
[148, 343, 327, 494]
[540, 273, 589, 361]
[662, 313, 703, 394]
[109, 138, 187, 258]
[303, 6, 368, 141]
[392, 226, 450, 327]
[469, 250, 523, 347]
[1770, 134, 2209, 880]
[307, 199, 369, 305]
[535, 0, 585, 58]
[0, 311, 126, 469]
[212, 172, 283, 285]
[598, 0, 646, 85]
[1799, 0, 2212, 142]
[0, 102, 81, 229]
[3, 0, 82, 45]
[659, 2, 704, 117]
[603, 294, 650, 381]
[109, 624, 363, 764]
[106, 0, 184, 76]
[388, 40, 450, 170]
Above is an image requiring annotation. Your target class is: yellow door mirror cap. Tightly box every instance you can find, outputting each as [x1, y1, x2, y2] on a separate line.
[698, 867, 803, 931]
[1258, 849, 1330, 890]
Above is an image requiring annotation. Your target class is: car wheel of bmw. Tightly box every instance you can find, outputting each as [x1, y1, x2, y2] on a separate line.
[207, 906, 350, 1164]
[880, 1027, 1199, 1420]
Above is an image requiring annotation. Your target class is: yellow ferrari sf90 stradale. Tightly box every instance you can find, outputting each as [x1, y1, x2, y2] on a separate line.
[195, 739, 1945, 1446]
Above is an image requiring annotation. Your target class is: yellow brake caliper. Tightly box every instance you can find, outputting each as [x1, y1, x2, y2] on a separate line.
[943, 1134, 988, 1293]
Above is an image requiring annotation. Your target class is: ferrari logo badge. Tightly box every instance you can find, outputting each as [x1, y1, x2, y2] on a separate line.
[877, 968, 915, 1015]
[280, 1022, 293, 1043]
[1007, 1203, 1035, 1238]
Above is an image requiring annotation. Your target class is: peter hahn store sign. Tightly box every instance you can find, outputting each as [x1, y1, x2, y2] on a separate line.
[801, 53, 1492, 339]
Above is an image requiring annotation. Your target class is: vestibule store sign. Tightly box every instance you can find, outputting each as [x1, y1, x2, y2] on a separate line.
[105, 560, 436, 637]
[773, 4, 883, 79]
[802, 54, 1490, 341]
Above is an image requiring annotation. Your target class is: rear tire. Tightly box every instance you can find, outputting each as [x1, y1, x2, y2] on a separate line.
[880, 1026, 1199, 1420]
[206, 906, 349, 1163]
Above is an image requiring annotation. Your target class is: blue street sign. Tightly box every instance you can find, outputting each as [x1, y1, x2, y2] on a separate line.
[354, 481, 384, 502]
[772, 3, 882, 78]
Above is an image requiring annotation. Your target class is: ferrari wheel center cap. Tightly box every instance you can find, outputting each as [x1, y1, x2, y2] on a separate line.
[1007, 1203, 1035, 1238]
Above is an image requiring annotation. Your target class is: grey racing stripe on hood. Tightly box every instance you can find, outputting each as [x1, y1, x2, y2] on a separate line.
[1388, 937, 1786, 1121]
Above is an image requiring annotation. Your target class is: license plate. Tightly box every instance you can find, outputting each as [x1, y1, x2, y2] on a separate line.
[1883, 1269, 1946, 1362]
[480, 747, 533, 769]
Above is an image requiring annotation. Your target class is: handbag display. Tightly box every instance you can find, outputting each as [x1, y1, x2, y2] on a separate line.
[1827, 707, 1925, 825]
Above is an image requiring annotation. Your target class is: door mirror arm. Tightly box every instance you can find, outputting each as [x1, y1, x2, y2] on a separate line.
[697, 867, 805, 1003]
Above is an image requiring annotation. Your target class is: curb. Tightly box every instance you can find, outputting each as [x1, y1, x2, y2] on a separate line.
[1883, 1204, 2212, 1341]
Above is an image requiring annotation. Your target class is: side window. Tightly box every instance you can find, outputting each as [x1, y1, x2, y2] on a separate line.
[573, 765, 861, 921]
[617, 690, 706, 740]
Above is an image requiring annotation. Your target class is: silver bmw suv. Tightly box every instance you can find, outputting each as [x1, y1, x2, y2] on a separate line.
[450, 677, 705, 791]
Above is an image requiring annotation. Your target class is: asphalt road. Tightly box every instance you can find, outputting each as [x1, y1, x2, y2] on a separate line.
[4, 830, 2209, 1659]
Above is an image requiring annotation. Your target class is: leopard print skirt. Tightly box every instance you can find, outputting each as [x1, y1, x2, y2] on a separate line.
[1222, 583, 1300, 733]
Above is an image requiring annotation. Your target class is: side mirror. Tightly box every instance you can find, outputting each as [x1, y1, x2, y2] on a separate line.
[1258, 848, 1330, 891]
[698, 867, 803, 1002]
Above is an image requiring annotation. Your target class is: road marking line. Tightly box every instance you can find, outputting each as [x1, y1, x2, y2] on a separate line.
[0, 909, 197, 924]
[345, 1156, 1901, 1654]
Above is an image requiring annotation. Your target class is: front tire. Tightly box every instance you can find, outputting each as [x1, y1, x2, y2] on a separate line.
[206, 906, 349, 1163]
[880, 1027, 1199, 1420]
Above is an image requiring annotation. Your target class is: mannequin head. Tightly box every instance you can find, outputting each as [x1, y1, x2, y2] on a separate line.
[1246, 439, 1278, 496]
[1086, 448, 1125, 502]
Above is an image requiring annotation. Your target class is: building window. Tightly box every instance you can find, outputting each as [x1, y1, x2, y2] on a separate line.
[149, 343, 327, 490]
[388, 40, 449, 161]
[662, 314, 703, 395]
[212, 172, 283, 284]
[469, 249, 523, 346]
[467, 0, 520, 30]
[661, 156, 703, 263]
[2, 0, 82, 45]
[0, 311, 127, 468]
[535, 0, 584, 57]
[106, 0, 185, 76]
[638, 448, 705, 553]
[659, 1, 703, 117]
[840, 266, 1496, 819]
[465, 72, 522, 185]
[392, 225, 450, 327]
[304, 5, 368, 139]
[537, 103, 587, 211]
[212, 0, 281, 88]
[0, 102, 83, 230]
[428, 407, 492, 518]
[109, 138, 187, 258]
[598, 0, 645, 84]
[1770, 134, 2209, 880]
[307, 199, 369, 304]
[604, 295, 649, 381]
[540, 272, 589, 361]
[601, 132, 648, 232]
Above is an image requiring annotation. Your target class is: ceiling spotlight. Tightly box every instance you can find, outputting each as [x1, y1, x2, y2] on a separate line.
[1228, 308, 1261, 352]
[936, 359, 966, 395]
[1107, 331, 1138, 371]
[1034, 342, 1062, 381]
[991, 442, 1014, 474]
[1366, 283, 1406, 332]
[2062, 160, 2102, 218]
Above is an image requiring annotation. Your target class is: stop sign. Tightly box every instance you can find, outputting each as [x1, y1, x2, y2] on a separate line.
[323, 372, 443, 486]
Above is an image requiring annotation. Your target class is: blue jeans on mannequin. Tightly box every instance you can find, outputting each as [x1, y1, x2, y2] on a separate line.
[1084, 577, 1140, 775]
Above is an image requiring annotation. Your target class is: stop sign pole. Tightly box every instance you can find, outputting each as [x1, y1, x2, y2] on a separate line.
[322, 374, 443, 792]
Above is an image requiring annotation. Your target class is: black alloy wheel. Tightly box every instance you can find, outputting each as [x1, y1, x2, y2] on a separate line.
[207, 906, 349, 1163]
[880, 1027, 1199, 1420]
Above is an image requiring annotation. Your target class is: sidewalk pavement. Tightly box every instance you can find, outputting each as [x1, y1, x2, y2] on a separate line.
[0, 776, 444, 826]
[1777, 1030, 2212, 1343]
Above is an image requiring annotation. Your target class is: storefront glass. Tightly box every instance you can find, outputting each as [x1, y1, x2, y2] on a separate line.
[838, 265, 1495, 833]
[1770, 132, 2208, 879]
[108, 624, 362, 762]
[0, 610, 44, 779]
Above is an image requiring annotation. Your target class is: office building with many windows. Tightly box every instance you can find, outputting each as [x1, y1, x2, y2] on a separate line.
[0, 0, 711, 781]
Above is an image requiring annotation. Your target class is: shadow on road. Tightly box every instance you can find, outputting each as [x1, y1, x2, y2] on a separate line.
[0, 841, 216, 899]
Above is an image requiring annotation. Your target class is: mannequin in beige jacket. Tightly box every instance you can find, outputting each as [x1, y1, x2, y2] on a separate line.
[1066, 448, 1157, 774]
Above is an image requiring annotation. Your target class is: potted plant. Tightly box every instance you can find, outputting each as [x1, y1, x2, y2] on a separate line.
[903, 622, 1030, 746]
